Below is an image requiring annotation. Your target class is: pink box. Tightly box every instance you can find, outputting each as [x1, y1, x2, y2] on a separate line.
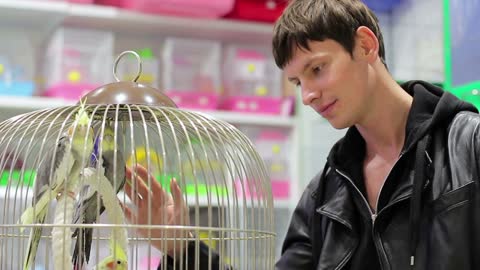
[98, 0, 234, 18]
[69, 0, 94, 3]
[220, 96, 295, 116]
[271, 180, 290, 199]
[234, 179, 290, 199]
[95, 0, 122, 6]
[165, 90, 219, 110]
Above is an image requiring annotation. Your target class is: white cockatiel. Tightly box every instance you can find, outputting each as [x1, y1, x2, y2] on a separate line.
[72, 122, 127, 269]
[19, 100, 94, 270]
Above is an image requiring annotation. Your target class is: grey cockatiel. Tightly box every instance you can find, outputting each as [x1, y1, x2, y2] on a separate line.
[20, 103, 94, 270]
[72, 122, 127, 269]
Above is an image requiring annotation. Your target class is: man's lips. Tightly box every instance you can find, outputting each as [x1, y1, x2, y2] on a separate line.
[318, 100, 336, 114]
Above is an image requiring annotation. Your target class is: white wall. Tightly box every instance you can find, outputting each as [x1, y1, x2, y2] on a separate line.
[389, 0, 444, 82]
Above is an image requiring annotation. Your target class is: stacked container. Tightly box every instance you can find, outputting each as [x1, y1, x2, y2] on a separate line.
[235, 126, 291, 200]
[30, 0, 94, 3]
[221, 44, 293, 115]
[95, 0, 234, 18]
[0, 28, 35, 97]
[162, 37, 222, 110]
[224, 0, 287, 22]
[41, 27, 114, 100]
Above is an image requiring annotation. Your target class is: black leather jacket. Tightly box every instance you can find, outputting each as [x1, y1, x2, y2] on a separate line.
[276, 111, 480, 270]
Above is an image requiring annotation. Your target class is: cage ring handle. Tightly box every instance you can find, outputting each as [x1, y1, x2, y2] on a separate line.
[113, 50, 143, 83]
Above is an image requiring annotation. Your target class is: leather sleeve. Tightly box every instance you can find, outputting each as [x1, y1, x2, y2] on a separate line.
[163, 241, 231, 270]
[275, 172, 322, 270]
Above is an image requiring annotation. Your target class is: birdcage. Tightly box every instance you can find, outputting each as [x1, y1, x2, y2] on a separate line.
[0, 51, 275, 270]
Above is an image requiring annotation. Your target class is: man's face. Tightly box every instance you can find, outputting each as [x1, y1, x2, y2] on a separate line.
[284, 39, 372, 129]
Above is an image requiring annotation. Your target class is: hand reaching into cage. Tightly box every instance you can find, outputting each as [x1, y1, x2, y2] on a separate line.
[122, 165, 192, 257]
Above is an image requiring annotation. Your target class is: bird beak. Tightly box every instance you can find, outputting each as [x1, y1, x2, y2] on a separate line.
[106, 261, 115, 269]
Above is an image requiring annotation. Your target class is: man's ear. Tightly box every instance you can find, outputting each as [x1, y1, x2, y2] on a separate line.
[354, 26, 379, 63]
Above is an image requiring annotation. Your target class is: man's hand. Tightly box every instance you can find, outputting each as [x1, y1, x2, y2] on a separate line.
[122, 165, 191, 257]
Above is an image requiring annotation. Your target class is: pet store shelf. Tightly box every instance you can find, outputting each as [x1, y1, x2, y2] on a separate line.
[0, 96, 74, 110]
[0, 0, 66, 27]
[66, 2, 274, 43]
[195, 110, 295, 128]
[0, 0, 274, 43]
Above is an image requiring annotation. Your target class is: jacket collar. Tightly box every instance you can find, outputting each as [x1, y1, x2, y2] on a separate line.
[315, 169, 359, 232]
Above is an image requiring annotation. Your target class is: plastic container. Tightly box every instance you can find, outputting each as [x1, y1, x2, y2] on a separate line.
[41, 27, 114, 100]
[94, 0, 121, 6]
[224, 0, 287, 23]
[96, 0, 234, 18]
[235, 127, 291, 199]
[30, 0, 94, 2]
[0, 28, 35, 97]
[220, 44, 293, 115]
[363, 0, 403, 12]
[162, 37, 222, 110]
[69, 0, 94, 3]
[255, 129, 290, 199]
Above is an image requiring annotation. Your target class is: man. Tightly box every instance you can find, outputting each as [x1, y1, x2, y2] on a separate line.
[126, 0, 480, 269]
[273, 0, 480, 269]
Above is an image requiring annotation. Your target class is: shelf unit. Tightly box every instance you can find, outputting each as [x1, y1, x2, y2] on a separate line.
[0, 0, 273, 42]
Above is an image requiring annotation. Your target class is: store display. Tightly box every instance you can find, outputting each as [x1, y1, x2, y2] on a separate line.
[96, 0, 234, 18]
[41, 27, 114, 100]
[221, 44, 293, 115]
[162, 37, 222, 110]
[0, 28, 35, 97]
[224, 0, 287, 22]
[236, 126, 291, 199]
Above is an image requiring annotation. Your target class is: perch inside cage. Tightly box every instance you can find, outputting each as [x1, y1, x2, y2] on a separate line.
[0, 51, 275, 270]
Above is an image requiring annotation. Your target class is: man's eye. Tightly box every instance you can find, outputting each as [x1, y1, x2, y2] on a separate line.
[313, 66, 321, 74]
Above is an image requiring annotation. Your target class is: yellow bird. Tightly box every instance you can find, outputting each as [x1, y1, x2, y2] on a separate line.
[94, 241, 128, 270]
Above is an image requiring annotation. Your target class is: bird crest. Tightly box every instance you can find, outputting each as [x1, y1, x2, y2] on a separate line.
[75, 97, 90, 127]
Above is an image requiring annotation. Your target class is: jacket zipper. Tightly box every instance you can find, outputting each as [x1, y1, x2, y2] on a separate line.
[378, 149, 432, 217]
[335, 169, 376, 221]
[335, 149, 433, 270]
[373, 153, 405, 214]
[335, 160, 401, 270]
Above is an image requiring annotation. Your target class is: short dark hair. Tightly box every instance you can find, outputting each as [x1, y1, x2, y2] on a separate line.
[272, 0, 386, 69]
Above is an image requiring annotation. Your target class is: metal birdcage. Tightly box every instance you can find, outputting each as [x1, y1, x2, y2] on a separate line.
[0, 51, 275, 270]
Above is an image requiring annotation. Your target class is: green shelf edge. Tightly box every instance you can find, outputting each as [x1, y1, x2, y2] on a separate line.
[1, 170, 228, 197]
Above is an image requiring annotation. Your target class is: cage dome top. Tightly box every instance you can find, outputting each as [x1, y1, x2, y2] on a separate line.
[80, 50, 177, 107]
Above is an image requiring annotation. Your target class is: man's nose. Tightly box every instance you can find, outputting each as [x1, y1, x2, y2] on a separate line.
[301, 81, 321, 105]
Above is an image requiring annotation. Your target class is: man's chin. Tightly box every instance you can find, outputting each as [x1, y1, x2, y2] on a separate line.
[327, 119, 350, 130]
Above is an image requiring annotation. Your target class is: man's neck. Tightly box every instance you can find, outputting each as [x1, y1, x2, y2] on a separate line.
[356, 77, 413, 159]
